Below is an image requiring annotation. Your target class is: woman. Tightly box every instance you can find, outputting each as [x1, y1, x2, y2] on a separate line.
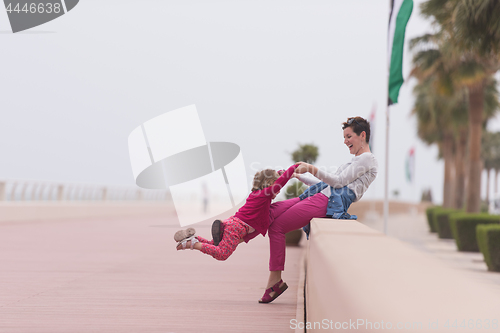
[175, 116, 378, 303]
[250, 116, 378, 303]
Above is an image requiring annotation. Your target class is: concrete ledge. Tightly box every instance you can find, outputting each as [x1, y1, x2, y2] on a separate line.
[305, 218, 500, 332]
[348, 200, 431, 219]
[0, 202, 175, 223]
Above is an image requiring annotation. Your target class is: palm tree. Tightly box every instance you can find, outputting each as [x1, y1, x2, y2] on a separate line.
[291, 144, 319, 164]
[482, 131, 500, 204]
[453, 124, 468, 209]
[494, 160, 500, 199]
[412, 76, 465, 208]
[412, 72, 499, 209]
[285, 143, 320, 199]
[418, 0, 500, 212]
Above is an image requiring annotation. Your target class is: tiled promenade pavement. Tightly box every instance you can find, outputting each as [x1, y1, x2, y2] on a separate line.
[0, 214, 302, 332]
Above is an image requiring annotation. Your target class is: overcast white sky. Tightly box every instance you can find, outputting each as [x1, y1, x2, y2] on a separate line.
[1, 0, 500, 204]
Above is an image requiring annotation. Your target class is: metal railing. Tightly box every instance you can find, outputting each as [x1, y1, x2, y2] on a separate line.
[0, 180, 169, 202]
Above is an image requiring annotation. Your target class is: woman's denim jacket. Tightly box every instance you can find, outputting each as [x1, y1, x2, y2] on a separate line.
[299, 182, 357, 238]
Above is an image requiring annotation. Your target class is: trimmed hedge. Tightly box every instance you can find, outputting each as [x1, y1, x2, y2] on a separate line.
[426, 206, 441, 233]
[477, 224, 500, 272]
[449, 213, 500, 252]
[433, 208, 460, 239]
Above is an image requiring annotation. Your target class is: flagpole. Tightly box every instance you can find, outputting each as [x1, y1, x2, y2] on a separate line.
[385, 0, 412, 234]
[384, 103, 389, 235]
[385, 0, 392, 236]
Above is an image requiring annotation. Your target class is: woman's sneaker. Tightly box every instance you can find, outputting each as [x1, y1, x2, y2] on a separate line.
[211, 220, 224, 246]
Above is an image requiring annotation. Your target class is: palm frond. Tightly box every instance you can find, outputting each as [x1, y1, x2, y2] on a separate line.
[409, 33, 441, 51]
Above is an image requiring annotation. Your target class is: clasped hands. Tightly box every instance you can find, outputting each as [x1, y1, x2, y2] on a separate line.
[292, 161, 318, 179]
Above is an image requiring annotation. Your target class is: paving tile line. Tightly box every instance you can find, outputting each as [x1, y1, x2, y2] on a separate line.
[0, 269, 100, 309]
[0, 251, 154, 309]
[295, 248, 307, 333]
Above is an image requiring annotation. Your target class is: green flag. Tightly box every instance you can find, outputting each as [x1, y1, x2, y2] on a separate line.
[388, 0, 413, 105]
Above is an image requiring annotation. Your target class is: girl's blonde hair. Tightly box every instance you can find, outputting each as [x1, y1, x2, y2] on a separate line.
[252, 169, 279, 191]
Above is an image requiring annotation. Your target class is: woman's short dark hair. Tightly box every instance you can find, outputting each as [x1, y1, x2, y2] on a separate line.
[342, 116, 371, 144]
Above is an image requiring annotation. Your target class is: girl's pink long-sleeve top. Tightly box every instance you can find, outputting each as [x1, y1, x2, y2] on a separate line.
[234, 164, 298, 237]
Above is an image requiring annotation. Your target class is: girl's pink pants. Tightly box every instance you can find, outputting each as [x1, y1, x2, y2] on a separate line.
[198, 216, 248, 261]
[245, 193, 328, 271]
[199, 193, 327, 270]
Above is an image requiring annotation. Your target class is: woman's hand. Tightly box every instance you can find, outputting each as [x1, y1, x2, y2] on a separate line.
[295, 162, 318, 176]
[295, 162, 311, 174]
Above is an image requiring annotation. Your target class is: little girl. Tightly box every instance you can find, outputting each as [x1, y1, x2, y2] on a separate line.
[173, 163, 298, 302]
